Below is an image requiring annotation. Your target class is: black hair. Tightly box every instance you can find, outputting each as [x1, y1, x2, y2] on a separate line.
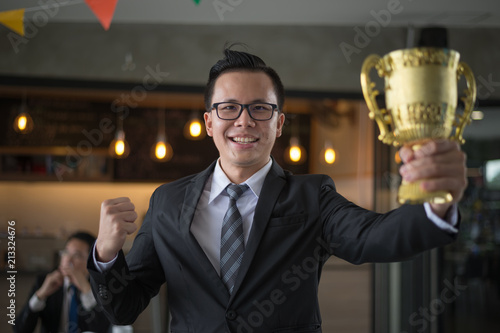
[204, 44, 285, 112]
[66, 231, 96, 253]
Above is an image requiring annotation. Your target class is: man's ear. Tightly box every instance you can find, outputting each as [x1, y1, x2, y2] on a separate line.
[276, 112, 285, 138]
[204, 112, 213, 137]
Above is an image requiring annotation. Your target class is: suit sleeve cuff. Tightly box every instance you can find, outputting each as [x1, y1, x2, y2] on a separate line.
[92, 244, 119, 273]
[28, 293, 46, 312]
[423, 202, 458, 234]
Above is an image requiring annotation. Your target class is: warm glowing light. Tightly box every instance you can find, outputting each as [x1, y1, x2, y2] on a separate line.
[184, 115, 206, 140]
[115, 140, 125, 156]
[395, 151, 402, 164]
[285, 137, 306, 165]
[151, 139, 173, 162]
[109, 136, 130, 158]
[324, 148, 336, 164]
[189, 121, 202, 138]
[14, 112, 33, 134]
[290, 146, 302, 163]
[155, 142, 167, 159]
[17, 115, 27, 131]
[471, 110, 484, 120]
[152, 109, 173, 162]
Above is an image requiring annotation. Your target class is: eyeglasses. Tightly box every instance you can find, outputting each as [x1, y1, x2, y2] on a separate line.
[59, 250, 86, 261]
[212, 102, 279, 121]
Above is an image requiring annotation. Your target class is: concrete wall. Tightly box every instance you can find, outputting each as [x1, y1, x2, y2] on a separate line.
[0, 181, 159, 241]
[1, 23, 499, 101]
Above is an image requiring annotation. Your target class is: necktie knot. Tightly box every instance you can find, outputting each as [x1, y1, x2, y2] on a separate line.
[226, 183, 249, 201]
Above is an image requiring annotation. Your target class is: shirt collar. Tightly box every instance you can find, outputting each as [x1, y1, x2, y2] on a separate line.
[64, 277, 73, 291]
[208, 158, 273, 204]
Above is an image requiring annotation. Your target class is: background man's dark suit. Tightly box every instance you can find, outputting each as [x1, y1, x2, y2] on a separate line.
[16, 274, 110, 333]
[88, 160, 457, 333]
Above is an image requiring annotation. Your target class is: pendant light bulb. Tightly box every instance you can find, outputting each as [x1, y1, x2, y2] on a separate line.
[151, 110, 173, 162]
[189, 121, 202, 138]
[321, 142, 336, 165]
[18, 115, 27, 130]
[290, 146, 302, 163]
[155, 141, 167, 160]
[13, 101, 34, 134]
[324, 148, 336, 164]
[109, 126, 130, 159]
[151, 135, 173, 162]
[285, 137, 307, 165]
[115, 139, 125, 156]
[184, 112, 206, 140]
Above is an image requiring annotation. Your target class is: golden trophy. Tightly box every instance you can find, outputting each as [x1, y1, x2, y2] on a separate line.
[360, 47, 476, 204]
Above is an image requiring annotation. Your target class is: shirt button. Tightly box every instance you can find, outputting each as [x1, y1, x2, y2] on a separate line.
[226, 310, 237, 321]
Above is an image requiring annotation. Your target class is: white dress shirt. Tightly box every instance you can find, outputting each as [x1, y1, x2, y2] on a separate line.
[190, 158, 272, 275]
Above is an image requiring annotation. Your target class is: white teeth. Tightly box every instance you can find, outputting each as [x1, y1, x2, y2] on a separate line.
[232, 137, 257, 143]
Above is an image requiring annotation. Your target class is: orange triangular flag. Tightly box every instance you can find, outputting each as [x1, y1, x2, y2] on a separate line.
[85, 0, 119, 31]
[0, 8, 25, 36]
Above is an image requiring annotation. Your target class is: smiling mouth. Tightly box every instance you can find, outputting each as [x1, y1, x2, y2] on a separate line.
[231, 137, 258, 144]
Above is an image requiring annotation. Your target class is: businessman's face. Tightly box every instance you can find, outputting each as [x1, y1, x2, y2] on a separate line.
[205, 71, 285, 179]
[59, 238, 90, 276]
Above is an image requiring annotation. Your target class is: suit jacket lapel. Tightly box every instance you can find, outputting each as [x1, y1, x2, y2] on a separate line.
[179, 161, 230, 299]
[231, 160, 286, 298]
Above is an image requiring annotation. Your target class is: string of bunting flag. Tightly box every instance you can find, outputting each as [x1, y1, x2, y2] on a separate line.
[0, 0, 201, 36]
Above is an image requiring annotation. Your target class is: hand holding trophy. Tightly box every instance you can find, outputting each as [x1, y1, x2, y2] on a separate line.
[360, 47, 476, 204]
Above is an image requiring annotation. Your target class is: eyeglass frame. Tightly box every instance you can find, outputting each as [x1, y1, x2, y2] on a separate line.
[211, 102, 280, 121]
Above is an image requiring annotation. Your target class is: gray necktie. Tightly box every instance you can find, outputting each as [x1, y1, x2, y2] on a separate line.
[220, 183, 249, 294]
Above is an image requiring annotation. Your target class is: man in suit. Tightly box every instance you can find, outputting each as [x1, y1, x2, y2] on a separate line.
[88, 47, 466, 332]
[16, 232, 111, 333]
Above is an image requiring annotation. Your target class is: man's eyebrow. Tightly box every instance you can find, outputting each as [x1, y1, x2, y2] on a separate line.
[221, 99, 271, 103]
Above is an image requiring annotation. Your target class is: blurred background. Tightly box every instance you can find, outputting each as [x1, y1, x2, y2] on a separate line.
[0, 0, 499, 332]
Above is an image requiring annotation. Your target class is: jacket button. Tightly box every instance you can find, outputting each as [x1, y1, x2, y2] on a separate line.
[98, 284, 108, 300]
[226, 310, 237, 321]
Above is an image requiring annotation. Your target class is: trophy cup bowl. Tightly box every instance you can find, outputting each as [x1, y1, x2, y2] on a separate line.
[360, 47, 476, 204]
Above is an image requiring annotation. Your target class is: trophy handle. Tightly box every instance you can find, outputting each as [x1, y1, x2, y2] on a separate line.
[453, 62, 477, 144]
[360, 54, 396, 145]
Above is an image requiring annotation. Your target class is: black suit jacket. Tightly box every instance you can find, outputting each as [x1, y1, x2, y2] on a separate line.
[88, 160, 458, 333]
[15, 274, 111, 333]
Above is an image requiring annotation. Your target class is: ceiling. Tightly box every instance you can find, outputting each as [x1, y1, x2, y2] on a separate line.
[2, 0, 500, 27]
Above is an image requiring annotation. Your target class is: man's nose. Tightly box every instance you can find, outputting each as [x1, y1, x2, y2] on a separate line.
[234, 107, 255, 126]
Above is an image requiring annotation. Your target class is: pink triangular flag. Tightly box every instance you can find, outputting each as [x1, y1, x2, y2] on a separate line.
[85, 0, 119, 30]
